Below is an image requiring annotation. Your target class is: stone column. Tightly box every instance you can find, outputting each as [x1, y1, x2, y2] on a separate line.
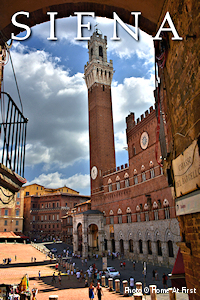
[82, 229, 88, 258]
[142, 241, 148, 261]
[98, 230, 105, 254]
[152, 242, 158, 265]
[73, 231, 78, 253]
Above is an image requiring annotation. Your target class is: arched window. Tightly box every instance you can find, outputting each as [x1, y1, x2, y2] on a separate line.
[139, 240, 143, 253]
[91, 48, 93, 57]
[165, 208, 170, 219]
[116, 181, 120, 190]
[142, 172, 146, 182]
[154, 210, 159, 220]
[134, 176, 138, 184]
[118, 215, 122, 224]
[157, 240, 162, 256]
[99, 46, 103, 57]
[150, 168, 155, 178]
[145, 212, 149, 221]
[132, 145, 136, 156]
[168, 240, 174, 257]
[108, 179, 112, 192]
[129, 239, 133, 252]
[124, 173, 130, 187]
[127, 213, 132, 223]
[147, 240, 152, 255]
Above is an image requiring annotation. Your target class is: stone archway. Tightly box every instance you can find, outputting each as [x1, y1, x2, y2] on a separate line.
[120, 239, 124, 255]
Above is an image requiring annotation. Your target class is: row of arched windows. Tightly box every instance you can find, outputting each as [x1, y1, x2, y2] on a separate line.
[104, 238, 174, 258]
[138, 239, 174, 257]
[107, 166, 163, 192]
[96, 68, 111, 78]
[107, 200, 169, 216]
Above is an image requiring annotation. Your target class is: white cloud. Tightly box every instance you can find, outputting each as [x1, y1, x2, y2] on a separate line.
[112, 73, 154, 151]
[4, 39, 154, 172]
[31, 16, 154, 63]
[26, 172, 90, 192]
[4, 45, 89, 171]
[2, 18, 155, 195]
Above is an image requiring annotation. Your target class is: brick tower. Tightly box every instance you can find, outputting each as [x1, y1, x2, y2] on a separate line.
[84, 30, 116, 195]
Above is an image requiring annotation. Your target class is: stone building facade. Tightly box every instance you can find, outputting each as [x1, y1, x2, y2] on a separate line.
[61, 200, 91, 244]
[73, 30, 181, 266]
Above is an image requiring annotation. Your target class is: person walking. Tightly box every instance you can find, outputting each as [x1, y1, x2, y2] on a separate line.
[152, 269, 155, 281]
[96, 282, 103, 300]
[162, 273, 168, 288]
[38, 270, 41, 280]
[52, 272, 56, 283]
[133, 261, 136, 270]
[120, 262, 123, 269]
[58, 273, 62, 286]
[32, 284, 38, 300]
[89, 282, 94, 300]
[155, 270, 158, 281]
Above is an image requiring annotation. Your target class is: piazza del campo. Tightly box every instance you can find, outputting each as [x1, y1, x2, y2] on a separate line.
[0, 0, 199, 299]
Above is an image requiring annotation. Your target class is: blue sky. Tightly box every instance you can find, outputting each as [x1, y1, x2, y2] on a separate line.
[3, 15, 155, 195]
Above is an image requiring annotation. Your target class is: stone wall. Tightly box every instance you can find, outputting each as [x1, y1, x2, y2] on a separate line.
[104, 218, 180, 266]
[178, 212, 200, 299]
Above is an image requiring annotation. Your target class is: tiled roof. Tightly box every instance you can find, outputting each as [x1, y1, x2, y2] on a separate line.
[0, 231, 20, 238]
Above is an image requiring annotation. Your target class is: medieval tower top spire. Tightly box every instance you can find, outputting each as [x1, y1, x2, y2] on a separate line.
[84, 31, 114, 89]
[84, 31, 116, 196]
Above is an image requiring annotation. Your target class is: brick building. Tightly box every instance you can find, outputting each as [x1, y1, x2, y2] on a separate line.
[24, 192, 90, 241]
[73, 30, 181, 266]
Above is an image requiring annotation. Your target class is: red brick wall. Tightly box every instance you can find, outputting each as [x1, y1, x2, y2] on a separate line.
[89, 83, 116, 193]
[91, 106, 175, 222]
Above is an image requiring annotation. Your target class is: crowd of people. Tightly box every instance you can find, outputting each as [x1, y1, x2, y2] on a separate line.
[2, 257, 12, 264]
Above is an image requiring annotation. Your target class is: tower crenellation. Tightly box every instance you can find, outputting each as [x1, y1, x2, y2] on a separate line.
[84, 31, 114, 89]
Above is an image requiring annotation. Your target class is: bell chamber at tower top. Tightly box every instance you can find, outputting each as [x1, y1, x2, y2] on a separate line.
[84, 31, 114, 89]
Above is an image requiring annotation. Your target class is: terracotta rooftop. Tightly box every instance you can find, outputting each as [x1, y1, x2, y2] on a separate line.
[0, 231, 20, 238]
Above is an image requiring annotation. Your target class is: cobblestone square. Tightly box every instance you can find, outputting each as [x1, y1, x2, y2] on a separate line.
[0, 243, 189, 300]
